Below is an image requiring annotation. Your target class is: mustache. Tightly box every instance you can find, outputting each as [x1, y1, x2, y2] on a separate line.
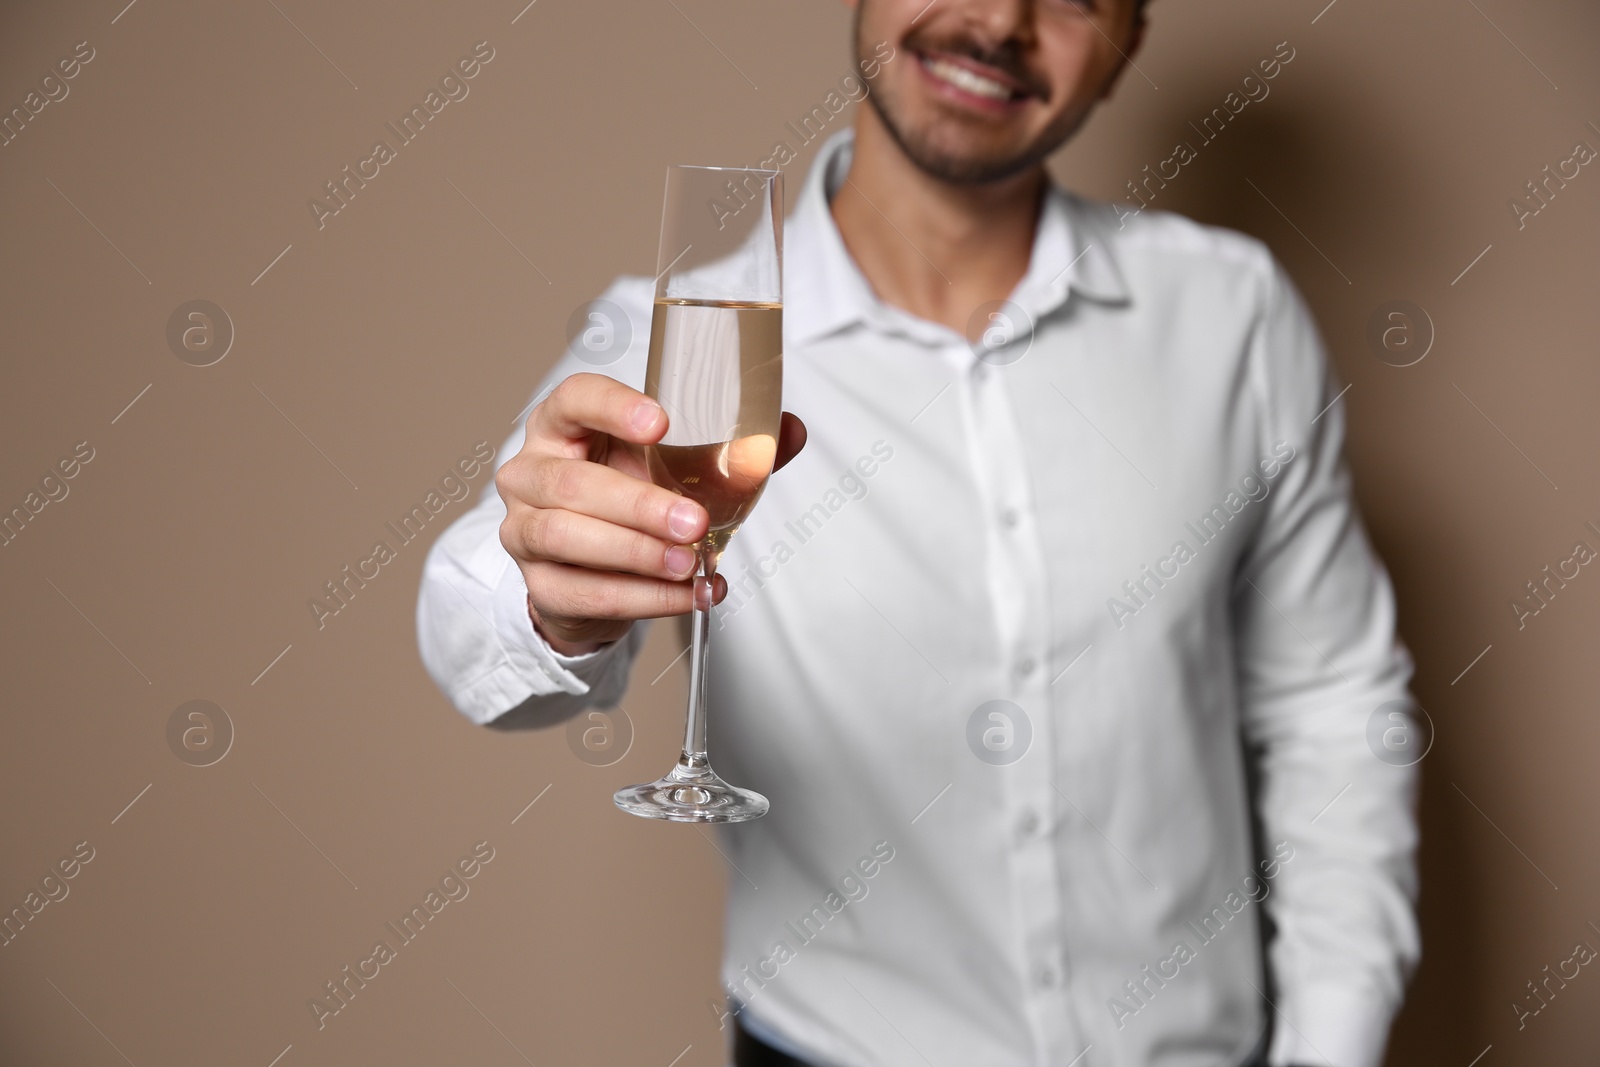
[906, 31, 1050, 99]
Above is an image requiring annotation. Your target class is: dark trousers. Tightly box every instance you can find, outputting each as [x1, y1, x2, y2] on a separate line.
[734, 1017, 1272, 1067]
[733, 1018, 813, 1067]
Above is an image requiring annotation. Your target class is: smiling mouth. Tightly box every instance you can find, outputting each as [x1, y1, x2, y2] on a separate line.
[917, 51, 1032, 104]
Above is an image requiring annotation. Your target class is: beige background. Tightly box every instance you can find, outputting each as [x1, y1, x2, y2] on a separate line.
[1, 0, 1597, 1063]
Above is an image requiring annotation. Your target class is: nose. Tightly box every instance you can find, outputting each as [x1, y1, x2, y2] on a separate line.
[957, 0, 1038, 50]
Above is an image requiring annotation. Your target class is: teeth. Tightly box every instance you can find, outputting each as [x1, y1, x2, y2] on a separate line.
[922, 55, 1013, 101]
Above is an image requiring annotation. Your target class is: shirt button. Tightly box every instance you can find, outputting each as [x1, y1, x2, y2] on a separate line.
[1016, 656, 1036, 678]
[1017, 809, 1040, 837]
[999, 507, 1020, 529]
[1036, 965, 1059, 989]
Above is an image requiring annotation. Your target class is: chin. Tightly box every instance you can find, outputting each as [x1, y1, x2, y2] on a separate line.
[869, 90, 1061, 185]
[899, 130, 1043, 184]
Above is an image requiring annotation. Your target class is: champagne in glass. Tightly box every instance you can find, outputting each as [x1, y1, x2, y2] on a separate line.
[645, 299, 782, 558]
[614, 166, 782, 823]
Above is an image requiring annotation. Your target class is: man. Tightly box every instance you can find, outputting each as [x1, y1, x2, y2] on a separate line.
[417, 0, 1420, 1064]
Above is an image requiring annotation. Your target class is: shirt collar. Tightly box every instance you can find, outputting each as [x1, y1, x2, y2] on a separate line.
[784, 127, 1130, 350]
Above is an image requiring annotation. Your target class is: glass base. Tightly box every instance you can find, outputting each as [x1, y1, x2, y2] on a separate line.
[614, 760, 769, 823]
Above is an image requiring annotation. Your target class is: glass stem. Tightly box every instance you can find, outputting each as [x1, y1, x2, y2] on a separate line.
[678, 549, 716, 778]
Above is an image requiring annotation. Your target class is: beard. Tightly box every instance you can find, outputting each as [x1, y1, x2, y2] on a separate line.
[854, 5, 1089, 185]
[865, 90, 1072, 184]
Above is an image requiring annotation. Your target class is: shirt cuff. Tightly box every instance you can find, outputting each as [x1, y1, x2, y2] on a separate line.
[1267, 982, 1395, 1067]
[443, 555, 630, 725]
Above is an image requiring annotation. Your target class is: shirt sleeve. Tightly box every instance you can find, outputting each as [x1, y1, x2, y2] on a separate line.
[1232, 257, 1421, 1067]
[415, 274, 656, 728]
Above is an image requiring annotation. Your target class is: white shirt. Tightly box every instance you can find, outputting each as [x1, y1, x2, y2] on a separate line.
[417, 128, 1419, 1067]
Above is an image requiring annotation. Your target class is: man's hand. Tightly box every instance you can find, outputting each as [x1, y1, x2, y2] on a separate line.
[495, 372, 806, 657]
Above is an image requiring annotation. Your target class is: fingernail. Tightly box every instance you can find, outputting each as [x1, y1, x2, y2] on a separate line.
[665, 545, 696, 577]
[668, 502, 700, 541]
[631, 400, 661, 435]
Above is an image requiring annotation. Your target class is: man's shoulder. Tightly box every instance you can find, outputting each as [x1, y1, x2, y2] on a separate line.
[1062, 190, 1279, 285]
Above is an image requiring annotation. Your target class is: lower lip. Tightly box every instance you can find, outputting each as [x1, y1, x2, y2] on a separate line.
[915, 52, 1028, 115]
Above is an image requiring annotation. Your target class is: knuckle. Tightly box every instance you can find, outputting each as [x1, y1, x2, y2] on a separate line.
[622, 530, 660, 574]
[552, 372, 598, 410]
[524, 458, 555, 505]
[497, 513, 526, 561]
[636, 483, 671, 531]
[533, 509, 571, 561]
[548, 374, 579, 406]
[523, 562, 569, 620]
[654, 576, 688, 617]
[534, 567, 582, 621]
[549, 461, 588, 508]
[493, 455, 519, 503]
[571, 576, 622, 620]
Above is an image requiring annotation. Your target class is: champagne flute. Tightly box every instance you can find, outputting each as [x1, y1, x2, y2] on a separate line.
[613, 165, 783, 823]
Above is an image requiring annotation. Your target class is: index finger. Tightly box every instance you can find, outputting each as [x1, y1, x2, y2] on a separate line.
[530, 373, 666, 448]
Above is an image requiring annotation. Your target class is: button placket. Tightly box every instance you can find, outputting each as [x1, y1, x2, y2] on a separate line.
[962, 346, 1079, 1058]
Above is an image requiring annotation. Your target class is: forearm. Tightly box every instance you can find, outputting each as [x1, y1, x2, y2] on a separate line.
[1251, 680, 1420, 1067]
